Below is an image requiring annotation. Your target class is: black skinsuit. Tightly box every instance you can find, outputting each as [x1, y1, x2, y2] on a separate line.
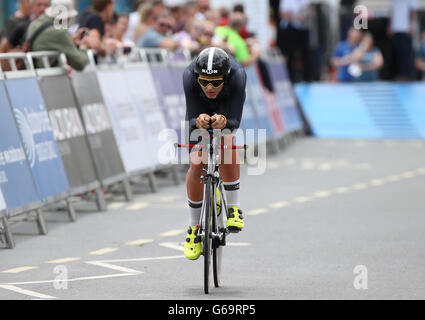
[183, 55, 247, 148]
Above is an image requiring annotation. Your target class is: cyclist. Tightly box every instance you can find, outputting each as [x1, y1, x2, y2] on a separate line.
[182, 47, 247, 260]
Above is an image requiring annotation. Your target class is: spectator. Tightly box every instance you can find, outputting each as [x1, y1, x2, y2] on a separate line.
[218, 6, 230, 26]
[202, 20, 233, 54]
[79, 0, 116, 57]
[174, 18, 204, 53]
[204, 9, 220, 26]
[354, 33, 384, 82]
[215, 12, 261, 67]
[195, 0, 210, 21]
[133, 1, 155, 43]
[232, 4, 250, 40]
[111, 15, 130, 43]
[25, 0, 89, 71]
[0, 0, 32, 39]
[136, 11, 178, 50]
[415, 31, 425, 80]
[278, 0, 313, 82]
[389, 0, 418, 81]
[0, 0, 50, 54]
[331, 27, 363, 82]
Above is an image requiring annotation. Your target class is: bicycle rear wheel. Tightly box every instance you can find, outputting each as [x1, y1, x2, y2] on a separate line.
[203, 178, 213, 294]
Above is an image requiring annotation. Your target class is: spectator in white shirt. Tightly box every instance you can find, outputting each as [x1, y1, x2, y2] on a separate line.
[389, 0, 418, 81]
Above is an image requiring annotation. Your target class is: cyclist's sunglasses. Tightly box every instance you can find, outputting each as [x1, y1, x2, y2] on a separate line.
[197, 77, 224, 89]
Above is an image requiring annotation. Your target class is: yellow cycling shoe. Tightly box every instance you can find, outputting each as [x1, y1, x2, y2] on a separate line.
[184, 225, 202, 260]
[226, 206, 244, 231]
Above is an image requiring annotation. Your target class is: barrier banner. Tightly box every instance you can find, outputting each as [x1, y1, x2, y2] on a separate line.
[5, 77, 70, 201]
[0, 81, 40, 212]
[150, 65, 186, 137]
[0, 187, 6, 212]
[38, 74, 99, 190]
[238, 91, 261, 146]
[96, 68, 154, 173]
[123, 66, 174, 167]
[71, 70, 126, 183]
[245, 66, 282, 139]
[266, 59, 303, 132]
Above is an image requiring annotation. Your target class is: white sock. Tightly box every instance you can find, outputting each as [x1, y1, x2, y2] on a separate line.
[188, 199, 203, 226]
[223, 180, 240, 209]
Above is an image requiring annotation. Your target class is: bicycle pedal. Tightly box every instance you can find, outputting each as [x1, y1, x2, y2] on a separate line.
[226, 227, 241, 234]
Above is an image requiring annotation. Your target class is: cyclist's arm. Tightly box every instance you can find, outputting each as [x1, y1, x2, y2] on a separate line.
[222, 67, 247, 131]
[183, 68, 205, 131]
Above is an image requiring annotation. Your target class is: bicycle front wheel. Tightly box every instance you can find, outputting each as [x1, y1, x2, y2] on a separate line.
[203, 177, 214, 294]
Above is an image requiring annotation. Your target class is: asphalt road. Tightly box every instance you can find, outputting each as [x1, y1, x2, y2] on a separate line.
[1, 137, 425, 300]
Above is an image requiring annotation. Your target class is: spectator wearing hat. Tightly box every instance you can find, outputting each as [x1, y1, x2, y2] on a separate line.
[25, 0, 89, 71]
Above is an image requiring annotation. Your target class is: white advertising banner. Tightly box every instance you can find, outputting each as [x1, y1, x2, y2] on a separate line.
[0, 187, 6, 212]
[96, 69, 154, 174]
[123, 66, 175, 167]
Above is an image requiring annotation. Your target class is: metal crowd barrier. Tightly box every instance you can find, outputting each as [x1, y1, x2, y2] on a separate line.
[0, 47, 305, 249]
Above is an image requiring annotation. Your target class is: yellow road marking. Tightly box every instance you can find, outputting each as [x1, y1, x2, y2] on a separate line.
[387, 175, 401, 182]
[108, 202, 126, 210]
[160, 229, 185, 237]
[269, 201, 291, 209]
[2, 266, 38, 274]
[125, 239, 154, 246]
[246, 208, 268, 216]
[313, 191, 332, 198]
[293, 196, 312, 203]
[401, 171, 415, 179]
[416, 168, 425, 175]
[335, 187, 350, 194]
[89, 248, 119, 256]
[127, 202, 150, 211]
[369, 179, 385, 186]
[46, 257, 81, 264]
[351, 183, 367, 190]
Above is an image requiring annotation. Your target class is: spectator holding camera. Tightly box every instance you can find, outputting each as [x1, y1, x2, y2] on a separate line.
[137, 11, 178, 50]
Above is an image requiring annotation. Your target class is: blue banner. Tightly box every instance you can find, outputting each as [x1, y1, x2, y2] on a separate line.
[5, 78, 70, 200]
[266, 60, 304, 132]
[245, 66, 279, 139]
[0, 82, 40, 211]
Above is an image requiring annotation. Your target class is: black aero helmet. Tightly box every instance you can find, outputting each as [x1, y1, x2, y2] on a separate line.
[195, 47, 231, 77]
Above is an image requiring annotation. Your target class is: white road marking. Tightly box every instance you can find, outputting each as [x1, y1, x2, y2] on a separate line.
[46, 258, 81, 264]
[2, 266, 38, 274]
[89, 248, 119, 256]
[85, 261, 142, 274]
[93, 255, 186, 264]
[0, 285, 57, 299]
[160, 229, 185, 237]
[159, 242, 185, 252]
[1, 273, 139, 286]
[125, 239, 154, 246]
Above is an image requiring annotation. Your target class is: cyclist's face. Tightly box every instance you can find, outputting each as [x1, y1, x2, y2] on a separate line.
[198, 75, 224, 99]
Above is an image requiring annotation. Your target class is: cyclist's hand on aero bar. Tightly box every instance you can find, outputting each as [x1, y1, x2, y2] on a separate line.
[196, 114, 211, 130]
[210, 114, 227, 130]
